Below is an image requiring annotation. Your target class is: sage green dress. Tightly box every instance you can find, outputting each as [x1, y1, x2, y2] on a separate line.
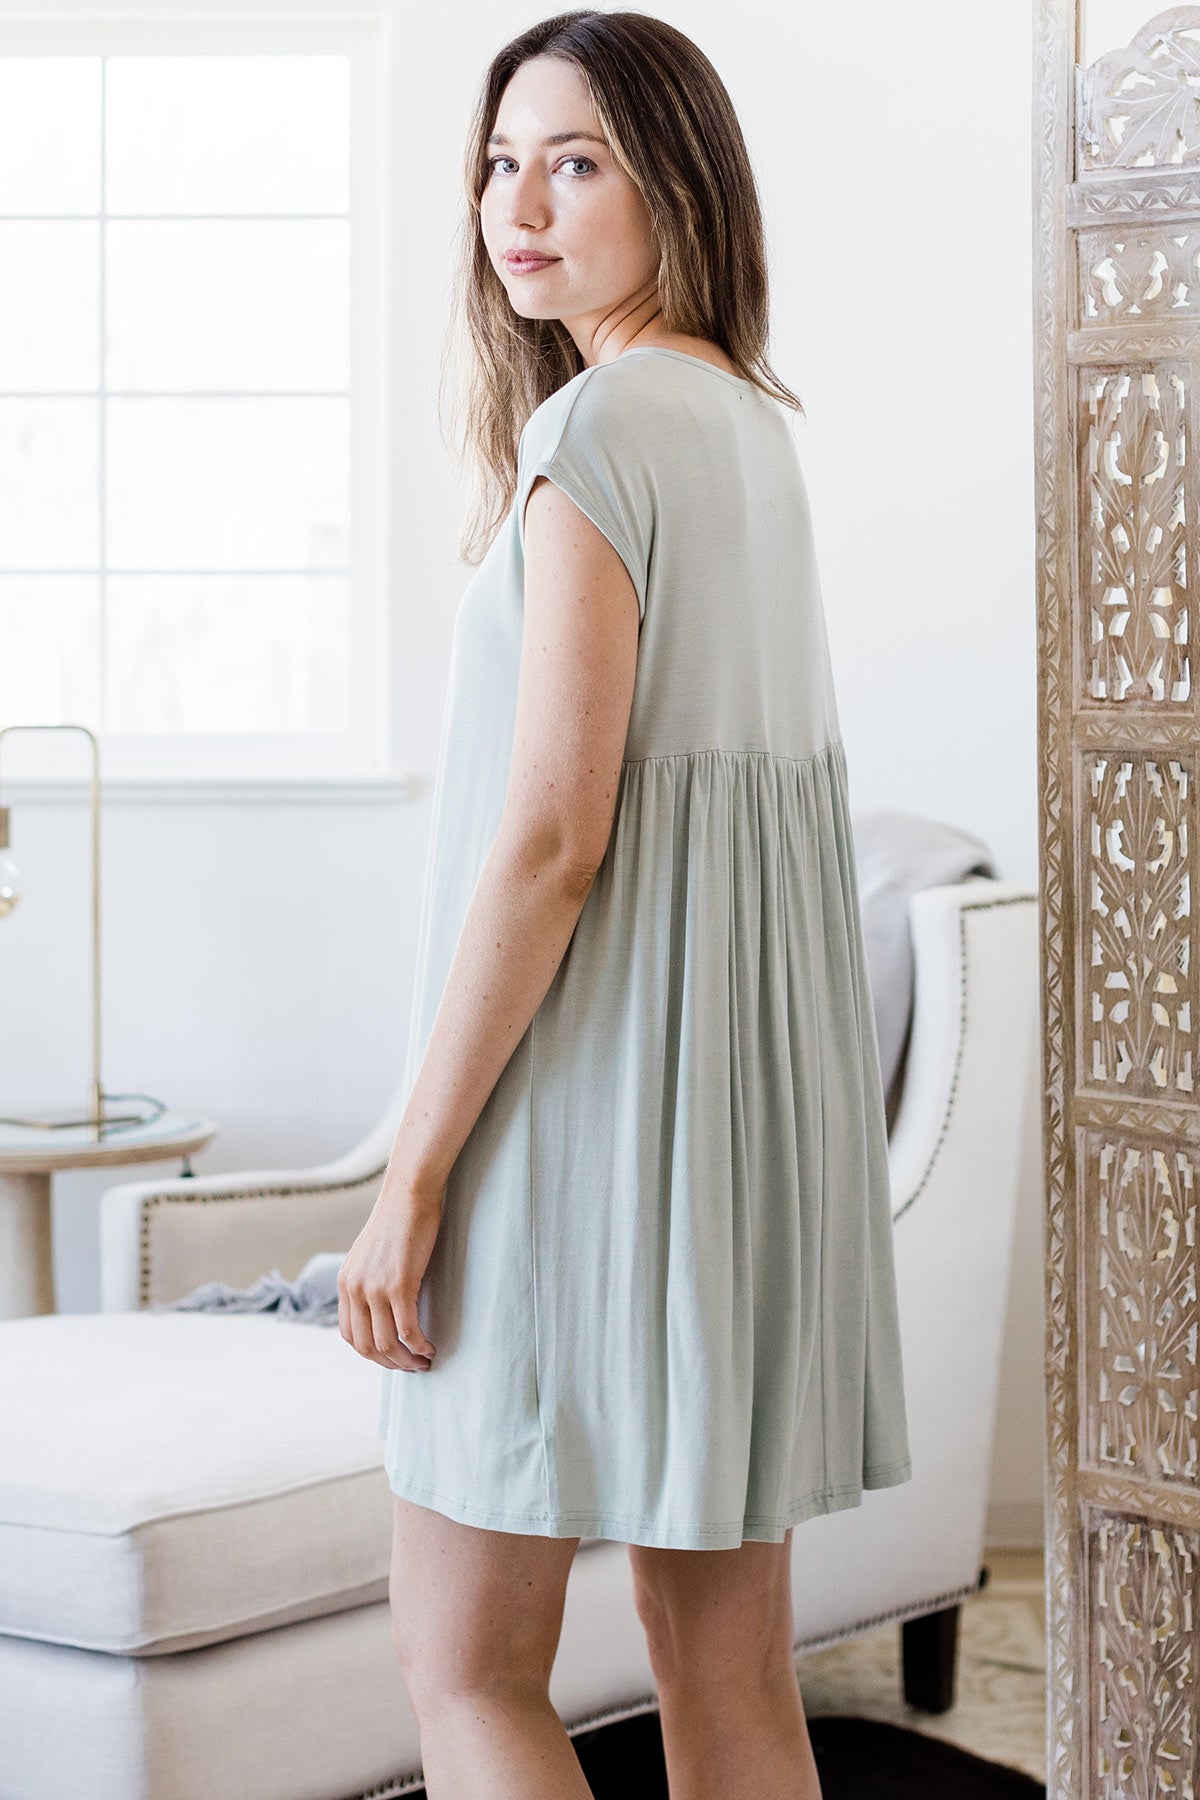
[376, 346, 913, 1549]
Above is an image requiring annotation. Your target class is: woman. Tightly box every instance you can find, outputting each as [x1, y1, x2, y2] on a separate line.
[338, 11, 912, 1797]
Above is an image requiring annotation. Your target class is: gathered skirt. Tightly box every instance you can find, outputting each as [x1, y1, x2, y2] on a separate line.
[377, 736, 913, 1550]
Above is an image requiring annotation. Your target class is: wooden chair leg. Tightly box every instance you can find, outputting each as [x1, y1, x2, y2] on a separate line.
[901, 1563, 988, 1713]
[901, 1601, 962, 1712]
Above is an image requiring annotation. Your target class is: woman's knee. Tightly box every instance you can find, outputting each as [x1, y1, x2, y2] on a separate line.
[387, 1495, 579, 1707]
[628, 1535, 796, 1687]
[393, 1628, 552, 1718]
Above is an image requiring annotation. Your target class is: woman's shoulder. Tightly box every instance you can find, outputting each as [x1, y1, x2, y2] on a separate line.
[519, 354, 691, 469]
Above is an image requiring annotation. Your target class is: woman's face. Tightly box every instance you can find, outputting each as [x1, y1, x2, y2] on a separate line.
[479, 54, 661, 358]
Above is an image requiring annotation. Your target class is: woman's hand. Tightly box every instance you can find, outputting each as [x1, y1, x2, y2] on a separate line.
[337, 1175, 442, 1371]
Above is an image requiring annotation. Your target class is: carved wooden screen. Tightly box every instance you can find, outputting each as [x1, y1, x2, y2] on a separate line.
[1035, 5, 1200, 1795]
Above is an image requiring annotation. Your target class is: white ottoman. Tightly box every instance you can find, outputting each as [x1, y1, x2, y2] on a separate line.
[0, 1311, 421, 1800]
[0, 1311, 651, 1800]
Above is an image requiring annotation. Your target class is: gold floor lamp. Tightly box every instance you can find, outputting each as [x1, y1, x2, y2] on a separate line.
[0, 723, 158, 1136]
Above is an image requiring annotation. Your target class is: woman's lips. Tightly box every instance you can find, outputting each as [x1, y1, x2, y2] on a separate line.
[505, 254, 560, 276]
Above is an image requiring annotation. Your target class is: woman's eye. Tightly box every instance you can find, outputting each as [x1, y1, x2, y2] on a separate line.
[559, 156, 596, 176]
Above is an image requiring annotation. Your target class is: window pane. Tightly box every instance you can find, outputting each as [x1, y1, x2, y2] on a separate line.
[0, 223, 99, 392]
[106, 397, 348, 570]
[0, 59, 100, 214]
[106, 575, 351, 732]
[106, 220, 348, 391]
[0, 400, 100, 568]
[0, 577, 100, 724]
[105, 56, 350, 215]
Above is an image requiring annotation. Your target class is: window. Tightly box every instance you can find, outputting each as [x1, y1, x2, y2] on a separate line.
[0, 14, 384, 783]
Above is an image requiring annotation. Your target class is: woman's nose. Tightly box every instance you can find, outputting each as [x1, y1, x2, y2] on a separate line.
[502, 175, 550, 229]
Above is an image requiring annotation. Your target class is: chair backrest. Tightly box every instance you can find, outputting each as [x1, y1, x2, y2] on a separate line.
[886, 876, 1039, 1221]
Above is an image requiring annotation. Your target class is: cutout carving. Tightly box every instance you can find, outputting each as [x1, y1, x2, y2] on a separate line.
[1079, 9, 1200, 170]
[1082, 751, 1194, 1096]
[1087, 1510, 1200, 1792]
[1078, 366, 1191, 705]
[1086, 1132, 1200, 1482]
[1079, 227, 1200, 323]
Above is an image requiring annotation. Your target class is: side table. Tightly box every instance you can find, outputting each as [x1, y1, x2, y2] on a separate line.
[0, 1111, 217, 1318]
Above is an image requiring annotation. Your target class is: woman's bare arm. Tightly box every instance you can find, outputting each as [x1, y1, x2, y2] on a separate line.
[391, 473, 640, 1190]
[338, 474, 640, 1367]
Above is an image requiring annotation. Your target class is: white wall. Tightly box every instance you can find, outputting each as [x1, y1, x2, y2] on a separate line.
[2, 0, 1042, 1543]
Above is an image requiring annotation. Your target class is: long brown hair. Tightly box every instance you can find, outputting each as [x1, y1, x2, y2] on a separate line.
[441, 9, 803, 566]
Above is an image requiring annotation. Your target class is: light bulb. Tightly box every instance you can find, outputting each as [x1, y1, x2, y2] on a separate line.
[0, 804, 18, 917]
[0, 847, 19, 918]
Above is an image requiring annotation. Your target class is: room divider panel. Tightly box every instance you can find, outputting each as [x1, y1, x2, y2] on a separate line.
[1034, 4, 1200, 1795]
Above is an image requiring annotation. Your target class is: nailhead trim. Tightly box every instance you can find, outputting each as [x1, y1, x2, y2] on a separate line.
[138, 1165, 390, 1307]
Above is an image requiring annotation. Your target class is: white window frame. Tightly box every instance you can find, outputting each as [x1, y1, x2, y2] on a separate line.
[0, 2, 401, 801]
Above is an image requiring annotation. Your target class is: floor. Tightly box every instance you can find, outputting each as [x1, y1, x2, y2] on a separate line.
[797, 1549, 1046, 1785]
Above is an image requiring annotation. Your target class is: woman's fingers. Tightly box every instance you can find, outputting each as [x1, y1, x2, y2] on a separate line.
[390, 1292, 436, 1365]
[345, 1283, 383, 1365]
[369, 1292, 430, 1371]
[337, 1270, 436, 1371]
[337, 1267, 388, 1365]
[336, 1188, 443, 1369]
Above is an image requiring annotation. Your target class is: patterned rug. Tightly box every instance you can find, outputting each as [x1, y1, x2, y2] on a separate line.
[570, 1708, 1045, 1797]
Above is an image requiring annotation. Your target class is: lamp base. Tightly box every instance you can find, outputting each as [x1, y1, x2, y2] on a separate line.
[0, 1099, 159, 1132]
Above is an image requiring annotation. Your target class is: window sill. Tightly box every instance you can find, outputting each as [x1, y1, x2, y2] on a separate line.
[0, 771, 417, 805]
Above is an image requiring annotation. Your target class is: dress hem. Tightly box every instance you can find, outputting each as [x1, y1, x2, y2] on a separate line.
[380, 1455, 914, 1551]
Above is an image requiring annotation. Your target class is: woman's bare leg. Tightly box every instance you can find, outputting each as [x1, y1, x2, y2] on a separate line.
[388, 1494, 591, 1800]
[627, 1527, 822, 1800]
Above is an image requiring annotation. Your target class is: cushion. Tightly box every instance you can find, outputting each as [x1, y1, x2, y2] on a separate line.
[0, 1312, 393, 1655]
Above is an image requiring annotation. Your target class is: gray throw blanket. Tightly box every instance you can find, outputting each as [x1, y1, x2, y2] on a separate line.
[162, 807, 996, 1323]
[158, 1249, 346, 1325]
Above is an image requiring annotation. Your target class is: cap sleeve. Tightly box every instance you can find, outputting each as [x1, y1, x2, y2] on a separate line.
[516, 370, 654, 622]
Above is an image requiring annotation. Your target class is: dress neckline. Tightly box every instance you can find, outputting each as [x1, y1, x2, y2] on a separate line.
[611, 346, 757, 391]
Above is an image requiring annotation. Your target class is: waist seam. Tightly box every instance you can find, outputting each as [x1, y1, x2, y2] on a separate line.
[621, 741, 843, 769]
